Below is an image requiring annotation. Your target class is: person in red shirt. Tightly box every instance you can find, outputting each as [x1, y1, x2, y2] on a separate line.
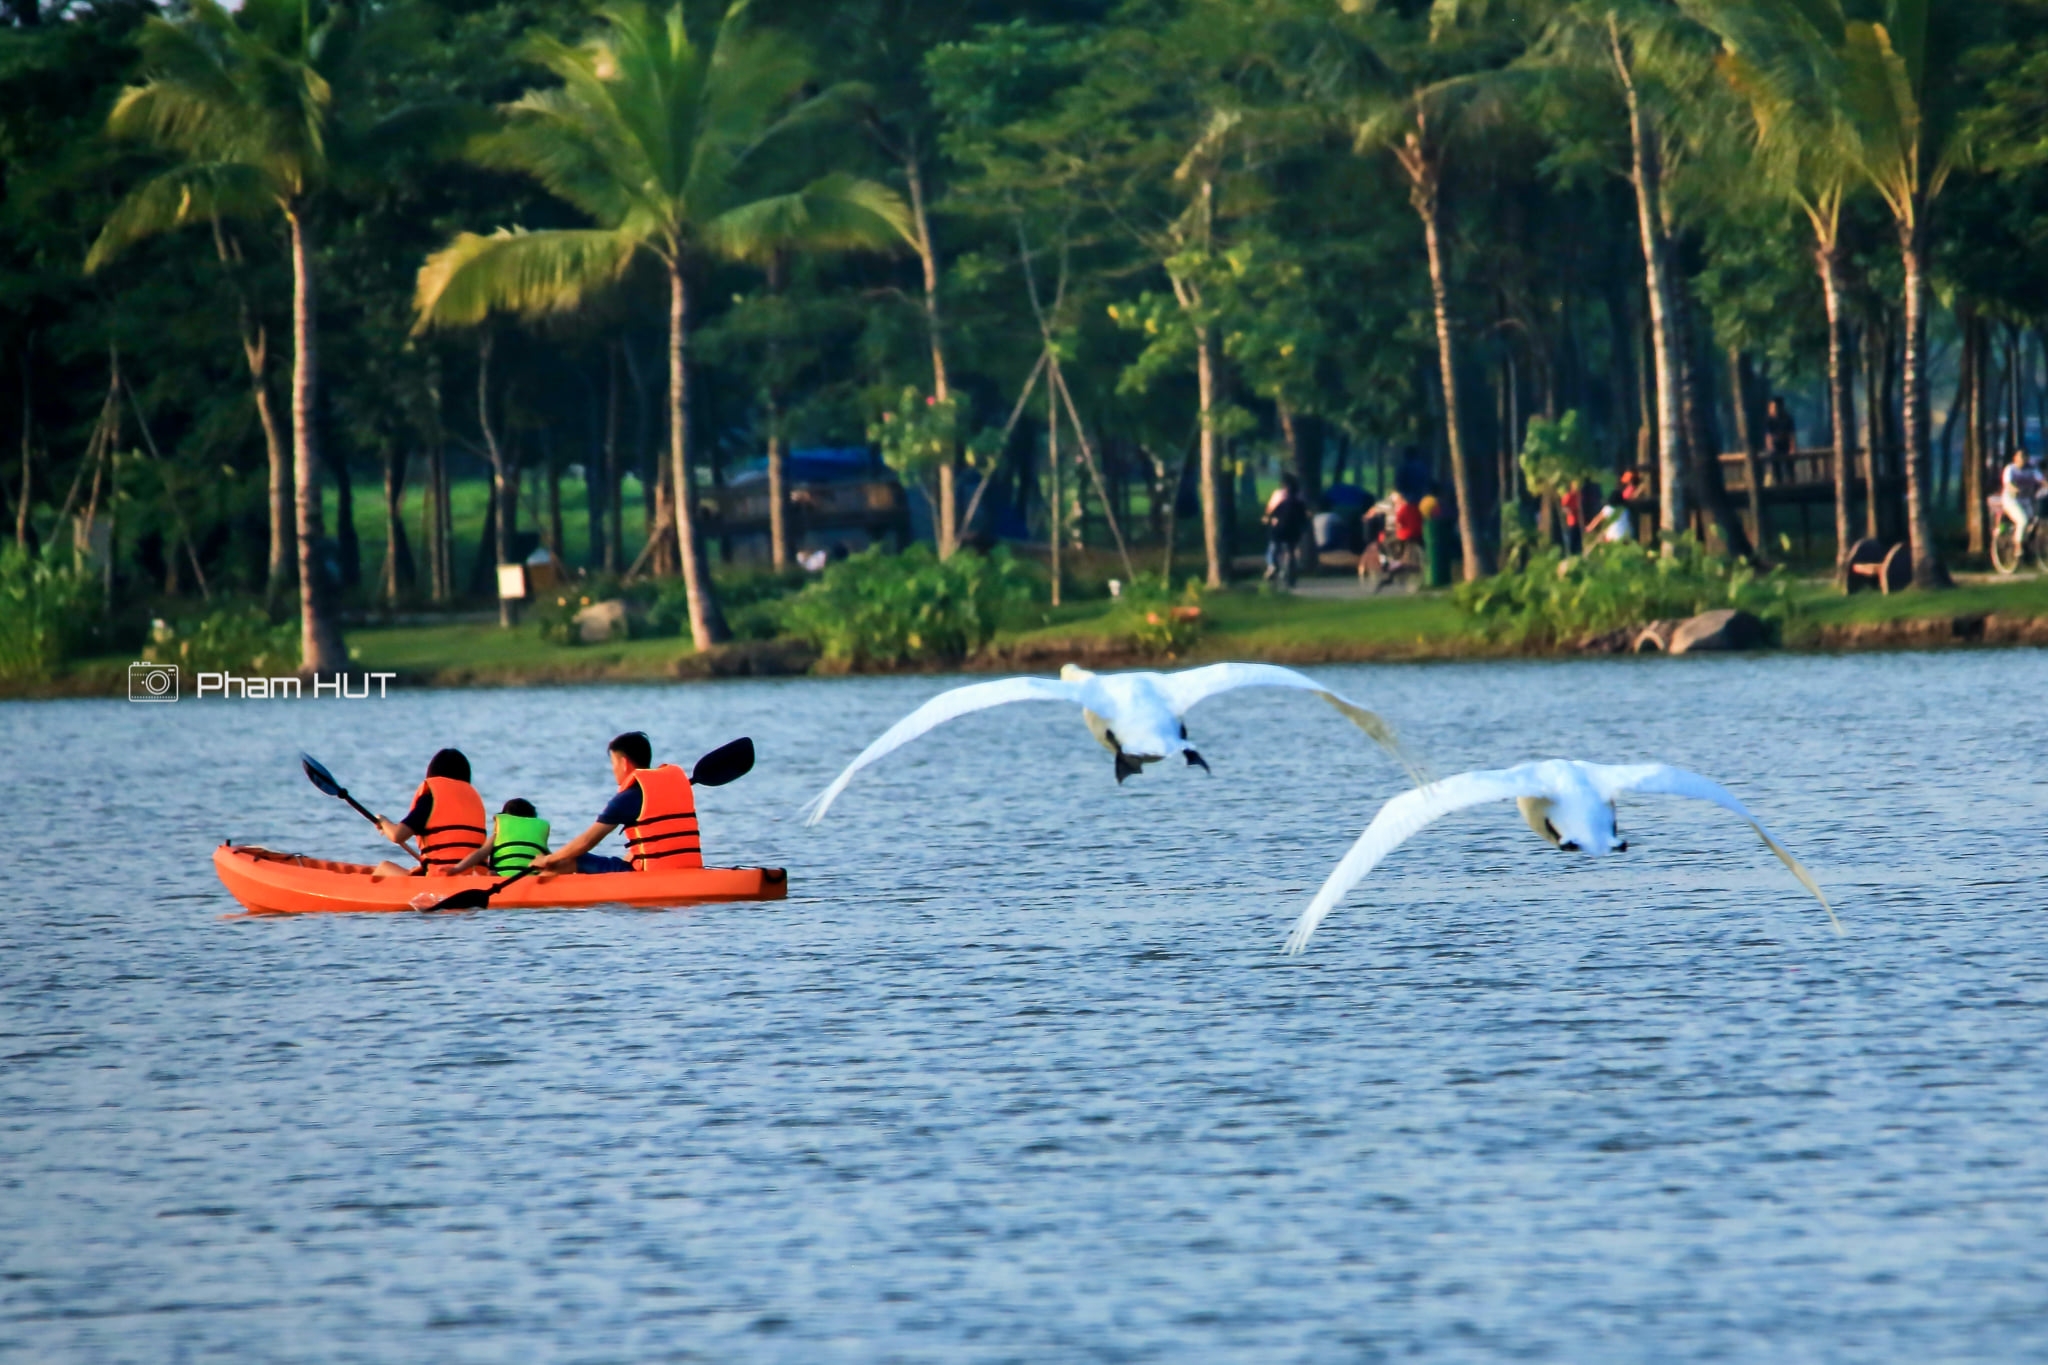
[1359, 490, 1424, 582]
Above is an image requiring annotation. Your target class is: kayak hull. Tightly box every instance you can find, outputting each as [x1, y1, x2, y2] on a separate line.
[214, 844, 788, 915]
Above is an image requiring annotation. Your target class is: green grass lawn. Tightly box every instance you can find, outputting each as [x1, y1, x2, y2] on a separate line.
[23, 566, 2048, 701]
[347, 620, 689, 685]
[1791, 573, 2048, 628]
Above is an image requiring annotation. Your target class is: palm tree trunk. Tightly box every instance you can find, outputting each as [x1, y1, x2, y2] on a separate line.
[1729, 348, 1767, 561]
[667, 259, 726, 648]
[1898, 223, 1948, 587]
[1411, 157, 1487, 581]
[1817, 242, 1855, 578]
[15, 341, 32, 550]
[1194, 319, 1223, 588]
[906, 153, 957, 559]
[767, 419, 789, 570]
[604, 342, 622, 574]
[1860, 323, 1881, 541]
[239, 322, 292, 608]
[478, 330, 514, 627]
[287, 205, 345, 674]
[1673, 277, 1753, 559]
[1963, 308, 1986, 555]
[1611, 18, 1686, 551]
[380, 443, 411, 602]
[765, 255, 790, 570]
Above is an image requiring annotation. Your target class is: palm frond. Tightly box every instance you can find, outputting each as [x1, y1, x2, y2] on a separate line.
[413, 227, 645, 332]
[700, 173, 913, 263]
[86, 162, 276, 272]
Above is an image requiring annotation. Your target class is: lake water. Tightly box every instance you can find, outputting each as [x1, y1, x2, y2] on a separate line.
[3, 651, 2046, 1361]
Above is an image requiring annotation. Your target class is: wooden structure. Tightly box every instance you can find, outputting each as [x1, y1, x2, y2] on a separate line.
[708, 470, 911, 563]
[1623, 446, 1903, 555]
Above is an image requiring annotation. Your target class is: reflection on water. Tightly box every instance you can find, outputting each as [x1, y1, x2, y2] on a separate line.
[3, 651, 2046, 1361]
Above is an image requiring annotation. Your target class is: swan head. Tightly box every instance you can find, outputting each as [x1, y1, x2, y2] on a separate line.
[1517, 795, 1628, 856]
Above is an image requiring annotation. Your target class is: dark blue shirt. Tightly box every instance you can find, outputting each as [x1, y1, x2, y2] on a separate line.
[598, 785, 642, 827]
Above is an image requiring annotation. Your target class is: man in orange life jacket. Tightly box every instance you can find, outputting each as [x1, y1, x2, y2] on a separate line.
[373, 747, 488, 876]
[528, 731, 701, 876]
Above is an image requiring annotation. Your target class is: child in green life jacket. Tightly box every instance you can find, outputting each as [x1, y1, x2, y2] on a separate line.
[448, 798, 552, 875]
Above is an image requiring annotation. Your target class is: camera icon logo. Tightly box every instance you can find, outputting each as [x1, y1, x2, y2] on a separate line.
[128, 662, 179, 702]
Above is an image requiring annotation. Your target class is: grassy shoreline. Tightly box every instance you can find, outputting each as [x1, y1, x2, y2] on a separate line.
[17, 571, 2048, 701]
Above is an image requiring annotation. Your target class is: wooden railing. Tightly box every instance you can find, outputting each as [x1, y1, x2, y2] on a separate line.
[1715, 446, 1898, 496]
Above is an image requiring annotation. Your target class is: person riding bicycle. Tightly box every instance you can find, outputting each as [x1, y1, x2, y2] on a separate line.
[2001, 449, 2045, 532]
[1358, 489, 1424, 582]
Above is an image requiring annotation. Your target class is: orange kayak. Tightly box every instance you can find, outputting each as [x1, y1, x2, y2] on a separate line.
[214, 844, 788, 916]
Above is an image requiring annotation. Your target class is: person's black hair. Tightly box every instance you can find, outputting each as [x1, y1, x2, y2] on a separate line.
[1281, 472, 1300, 492]
[501, 797, 536, 818]
[1607, 487, 1626, 507]
[426, 748, 471, 782]
[609, 731, 653, 769]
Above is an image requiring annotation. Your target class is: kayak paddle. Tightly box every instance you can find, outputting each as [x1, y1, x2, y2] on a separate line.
[409, 737, 757, 913]
[688, 736, 755, 788]
[302, 752, 420, 863]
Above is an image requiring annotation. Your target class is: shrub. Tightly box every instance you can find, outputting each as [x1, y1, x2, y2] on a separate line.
[144, 604, 300, 673]
[1108, 573, 1206, 657]
[1452, 536, 1793, 646]
[782, 544, 1037, 668]
[645, 567, 806, 642]
[0, 544, 99, 681]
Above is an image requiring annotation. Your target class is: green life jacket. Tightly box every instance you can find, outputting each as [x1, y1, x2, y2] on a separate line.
[490, 812, 551, 874]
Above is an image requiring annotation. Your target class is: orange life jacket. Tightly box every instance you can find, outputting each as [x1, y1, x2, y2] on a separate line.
[623, 763, 701, 870]
[413, 776, 487, 868]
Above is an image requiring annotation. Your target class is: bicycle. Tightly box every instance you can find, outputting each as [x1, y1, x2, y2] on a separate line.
[1989, 494, 2048, 574]
[1360, 535, 1423, 592]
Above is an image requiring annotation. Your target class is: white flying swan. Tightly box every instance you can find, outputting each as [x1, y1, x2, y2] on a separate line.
[804, 662, 1416, 824]
[1283, 758, 1840, 954]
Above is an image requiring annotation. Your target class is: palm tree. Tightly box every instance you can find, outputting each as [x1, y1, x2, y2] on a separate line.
[1351, 17, 1523, 583]
[1686, 0, 1964, 586]
[89, 0, 347, 670]
[1686, 0, 1861, 579]
[413, 1, 910, 651]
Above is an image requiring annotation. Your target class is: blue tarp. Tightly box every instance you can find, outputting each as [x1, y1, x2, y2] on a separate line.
[723, 447, 884, 487]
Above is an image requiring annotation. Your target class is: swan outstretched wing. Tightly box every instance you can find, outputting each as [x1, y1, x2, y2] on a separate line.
[803, 676, 1081, 824]
[1586, 762, 1841, 934]
[1155, 662, 1418, 778]
[1284, 765, 1546, 954]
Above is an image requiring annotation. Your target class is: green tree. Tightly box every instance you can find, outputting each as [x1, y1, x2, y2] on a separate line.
[414, 0, 909, 650]
[1693, 0, 1976, 586]
[89, 0, 352, 671]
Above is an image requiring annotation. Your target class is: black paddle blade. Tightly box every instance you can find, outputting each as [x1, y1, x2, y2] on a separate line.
[1184, 748, 1210, 773]
[1114, 751, 1141, 784]
[691, 736, 755, 787]
[301, 753, 344, 797]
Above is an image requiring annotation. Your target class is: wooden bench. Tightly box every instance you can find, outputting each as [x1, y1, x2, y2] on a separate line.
[1843, 537, 1910, 594]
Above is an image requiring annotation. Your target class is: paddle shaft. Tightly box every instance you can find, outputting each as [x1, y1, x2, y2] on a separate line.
[302, 754, 421, 863]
